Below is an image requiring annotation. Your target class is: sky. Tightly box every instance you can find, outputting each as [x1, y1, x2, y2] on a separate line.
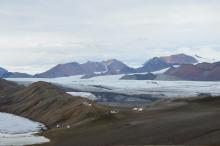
[0, 0, 220, 74]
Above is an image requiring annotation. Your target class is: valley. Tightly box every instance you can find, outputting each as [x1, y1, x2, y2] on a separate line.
[1, 1, 220, 145]
[2, 54, 220, 146]
[1, 75, 220, 145]
[7, 75, 220, 106]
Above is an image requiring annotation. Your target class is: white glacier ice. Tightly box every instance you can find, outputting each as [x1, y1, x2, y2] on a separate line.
[7, 75, 220, 99]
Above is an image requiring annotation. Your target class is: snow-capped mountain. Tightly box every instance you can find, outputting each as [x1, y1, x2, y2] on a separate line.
[194, 55, 217, 63]
[31, 53, 220, 79]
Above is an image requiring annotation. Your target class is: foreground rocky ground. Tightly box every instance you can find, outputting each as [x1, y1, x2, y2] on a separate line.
[1, 78, 220, 146]
[34, 96, 220, 146]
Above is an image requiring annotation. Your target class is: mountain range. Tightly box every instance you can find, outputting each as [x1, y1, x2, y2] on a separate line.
[0, 67, 32, 78]
[34, 59, 135, 78]
[33, 53, 199, 78]
[1, 53, 220, 81]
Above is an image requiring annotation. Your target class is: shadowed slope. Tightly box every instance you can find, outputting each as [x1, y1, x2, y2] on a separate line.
[0, 81, 109, 128]
[0, 78, 24, 96]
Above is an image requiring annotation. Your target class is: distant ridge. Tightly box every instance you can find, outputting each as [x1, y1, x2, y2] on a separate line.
[2, 53, 218, 79]
[0, 67, 8, 77]
[0, 67, 32, 78]
[165, 61, 220, 81]
[34, 59, 135, 78]
[33, 54, 199, 78]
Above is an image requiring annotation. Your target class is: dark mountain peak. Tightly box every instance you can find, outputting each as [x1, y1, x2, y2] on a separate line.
[34, 61, 85, 78]
[159, 53, 198, 65]
[151, 56, 160, 59]
[57, 62, 80, 67]
[138, 54, 198, 73]
[172, 53, 188, 56]
[0, 67, 8, 76]
[102, 59, 135, 74]
[70, 62, 81, 65]
[144, 57, 164, 65]
[84, 61, 97, 65]
[82, 61, 105, 67]
[80, 59, 136, 78]
[195, 54, 203, 58]
[84, 60, 100, 64]
[0, 67, 8, 72]
[137, 57, 169, 73]
[102, 59, 123, 65]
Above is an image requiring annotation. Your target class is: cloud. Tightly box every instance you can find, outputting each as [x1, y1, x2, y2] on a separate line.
[0, 0, 220, 73]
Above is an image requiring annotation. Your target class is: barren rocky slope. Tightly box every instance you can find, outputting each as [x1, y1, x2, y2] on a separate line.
[37, 95, 220, 146]
[0, 79, 109, 128]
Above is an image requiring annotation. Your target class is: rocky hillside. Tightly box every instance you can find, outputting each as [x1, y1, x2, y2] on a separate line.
[0, 80, 109, 128]
[165, 61, 220, 81]
[39, 94, 220, 146]
[0, 78, 24, 96]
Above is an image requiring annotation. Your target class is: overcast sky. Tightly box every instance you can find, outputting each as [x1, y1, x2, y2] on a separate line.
[0, 0, 220, 74]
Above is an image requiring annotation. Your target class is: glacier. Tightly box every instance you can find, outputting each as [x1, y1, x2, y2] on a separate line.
[7, 75, 220, 99]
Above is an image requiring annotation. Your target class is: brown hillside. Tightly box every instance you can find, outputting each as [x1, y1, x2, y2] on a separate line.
[0, 81, 109, 128]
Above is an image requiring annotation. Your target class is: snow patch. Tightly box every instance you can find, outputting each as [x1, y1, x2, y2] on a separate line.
[0, 112, 49, 145]
[67, 92, 97, 100]
[152, 68, 170, 74]
[0, 133, 49, 146]
[194, 55, 217, 63]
